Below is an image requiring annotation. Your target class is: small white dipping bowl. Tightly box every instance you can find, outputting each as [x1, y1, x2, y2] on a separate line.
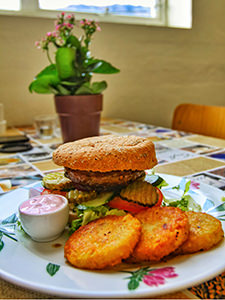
[19, 194, 69, 242]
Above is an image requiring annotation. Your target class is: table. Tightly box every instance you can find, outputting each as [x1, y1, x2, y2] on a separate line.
[0, 118, 225, 299]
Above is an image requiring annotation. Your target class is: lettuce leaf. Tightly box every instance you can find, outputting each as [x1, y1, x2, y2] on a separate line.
[69, 205, 126, 234]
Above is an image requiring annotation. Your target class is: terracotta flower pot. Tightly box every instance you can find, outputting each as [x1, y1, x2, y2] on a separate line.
[54, 94, 103, 143]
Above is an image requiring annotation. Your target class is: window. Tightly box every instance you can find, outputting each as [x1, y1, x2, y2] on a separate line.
[0, 0, 20, 11]
[0, 0, 192, 29]
[39, 0, 158, 19]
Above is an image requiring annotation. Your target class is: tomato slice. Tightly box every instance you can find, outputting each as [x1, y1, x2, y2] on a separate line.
[41, 188, 67, 197]
[155, 187, 163, 207]
[108, 187, 163, 214]
[108, 197, 146, 214]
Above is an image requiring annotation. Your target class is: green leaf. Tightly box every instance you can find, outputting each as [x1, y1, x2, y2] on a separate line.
[172, 185, 180, 191]
[208, 202, 225, 213]
[29, 65, 60, 94]
[128, 278, 140, 290]
[184, 180, 191, 195]
[35, 64, 57, 78]
[29, 75, 60, 94]
[46, 263, 60, 276]
[0, 232, 4, 252]
[67, 35, 80, 48]
[75, 81, 107, 95]
[75, 82, 93, 95]
[92, 81, 107, 93]
[61, 81, 82, 87]
[124, 267, 150, 291]
[164, 195, 201, 212]
[91, 59, 120, 74]
[0, 240, 4, 251]
[221, 197, 225, 202]
[56, 47, 77, 80]
[1, 232, 17, 242]
[56, 84, 71, 95]
[1, 213, 18, 225]
[85, 59, 102, 72]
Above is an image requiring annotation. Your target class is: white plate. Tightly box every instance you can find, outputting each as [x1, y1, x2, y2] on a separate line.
[0, 174, 225, 298]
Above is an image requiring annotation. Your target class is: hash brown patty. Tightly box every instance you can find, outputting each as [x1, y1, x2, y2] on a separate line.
[176, 211, 224, 254]
[64, 214, 141, 270]
[131, 206, 189, 262]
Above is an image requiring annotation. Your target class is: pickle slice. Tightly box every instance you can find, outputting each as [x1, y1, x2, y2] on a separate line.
[120, 180, 158, 206]
[67, 189, 97, 204]
[42, 172, 74, 190]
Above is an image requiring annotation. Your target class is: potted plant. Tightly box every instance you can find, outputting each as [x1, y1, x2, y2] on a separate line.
[29, 12, 120, 142]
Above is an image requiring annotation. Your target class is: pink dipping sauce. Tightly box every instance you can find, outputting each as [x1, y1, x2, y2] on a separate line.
[19, 194, 65, 215]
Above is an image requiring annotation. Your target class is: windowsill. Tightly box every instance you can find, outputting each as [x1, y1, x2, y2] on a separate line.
[0, 9, 166, 27]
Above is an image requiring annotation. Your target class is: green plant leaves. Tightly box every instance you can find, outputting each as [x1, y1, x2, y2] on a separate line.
[88, 59, 120, 74]
[29, 14, 120, 95]
[56, 47, 77, 80]
[46, 263, 60, 276]
[29, 65, 60, 94]
[75, 81, 107, 95]
[67, 35, 80, 48]
[92, 81, 107, 93]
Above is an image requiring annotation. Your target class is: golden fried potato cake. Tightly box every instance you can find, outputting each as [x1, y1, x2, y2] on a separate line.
[131, 206, 189, 262]
[64, 214, 141, 270]
[176, 211, 224, 254]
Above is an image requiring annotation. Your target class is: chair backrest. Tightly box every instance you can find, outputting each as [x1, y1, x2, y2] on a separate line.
[172, 103, 225, 139]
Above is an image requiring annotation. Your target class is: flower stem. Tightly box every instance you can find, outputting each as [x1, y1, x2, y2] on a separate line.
[46, 49, 53, 64]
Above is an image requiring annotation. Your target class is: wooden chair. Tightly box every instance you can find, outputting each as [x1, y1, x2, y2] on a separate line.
[172, 103, 225, 139]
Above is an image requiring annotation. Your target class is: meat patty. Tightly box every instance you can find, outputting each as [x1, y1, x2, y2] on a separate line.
[64, 168, 145, 191]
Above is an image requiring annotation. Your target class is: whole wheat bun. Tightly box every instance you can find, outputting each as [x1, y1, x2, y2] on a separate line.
[53, 135, 157, 172]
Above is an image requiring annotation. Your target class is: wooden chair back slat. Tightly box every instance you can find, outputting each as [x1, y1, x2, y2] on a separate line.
[172, 103, 225, 139]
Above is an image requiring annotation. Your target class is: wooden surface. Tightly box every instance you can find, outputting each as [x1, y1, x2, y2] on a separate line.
[0, 118, 225, 299]
[172, 103, 225, 139]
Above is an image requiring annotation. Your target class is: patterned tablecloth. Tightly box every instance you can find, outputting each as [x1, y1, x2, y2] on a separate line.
[0, 118, 225, 299]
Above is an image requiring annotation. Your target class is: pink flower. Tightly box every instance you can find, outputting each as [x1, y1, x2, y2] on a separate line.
[143, 274, 165, 287]
[46, 32, 52, 37]
[55, 24, 61, 30]
[190, 181, 200, 189]
[52, 31, 58, 37]
[150, 267, 178, 278]
[64, 22, 73, 29]
[56, 37, 65, 46]
[80, 19, 91, 26]
[61, 12, 65, 16]
[143, 267, 178, 287]
[35, 41, 41, 49]
[96, 25, 101, 31]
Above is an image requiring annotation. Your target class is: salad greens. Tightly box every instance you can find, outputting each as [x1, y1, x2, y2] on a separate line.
[163, 180, 201, 212]
[70, 204, 126, 234]
[69, 175, 202, 234]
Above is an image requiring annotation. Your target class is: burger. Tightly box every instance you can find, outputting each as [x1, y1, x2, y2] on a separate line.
[42, 135, 163, 232]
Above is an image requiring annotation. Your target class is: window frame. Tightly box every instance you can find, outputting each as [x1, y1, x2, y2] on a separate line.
[0, 0, 192, 29]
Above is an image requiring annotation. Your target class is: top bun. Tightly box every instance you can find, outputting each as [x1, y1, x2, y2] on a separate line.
[53, 135, 157, 172]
